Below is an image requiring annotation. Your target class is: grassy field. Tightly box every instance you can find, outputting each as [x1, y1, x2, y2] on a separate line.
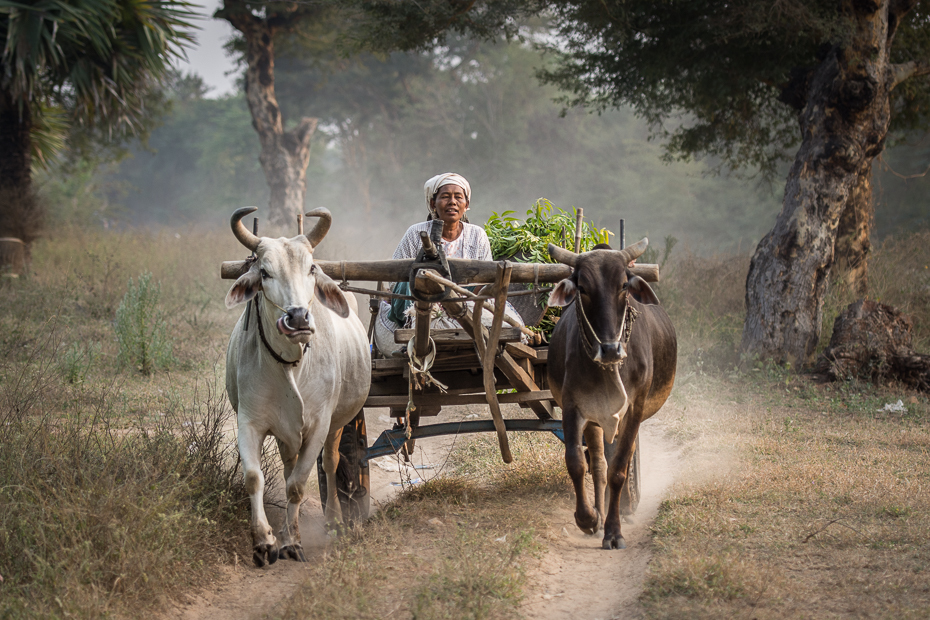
[0, 223, 928, 618]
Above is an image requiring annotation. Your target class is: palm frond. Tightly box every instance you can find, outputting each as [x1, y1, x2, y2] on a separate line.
[1, 0, 197, 136]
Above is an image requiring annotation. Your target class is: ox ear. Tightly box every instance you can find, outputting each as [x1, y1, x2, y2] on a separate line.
[314, 272, 350, 319]
[548, 279, 576, 307]
[628, 275, 660, 305]
[225, 268, 262, 309]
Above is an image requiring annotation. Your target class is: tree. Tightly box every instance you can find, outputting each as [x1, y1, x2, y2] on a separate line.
[215, 1, 339, 229]
[532, 0, 930, 366]
[0, 0, 195, 242]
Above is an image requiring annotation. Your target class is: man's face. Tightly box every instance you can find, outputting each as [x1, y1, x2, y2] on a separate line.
[431, 184, 469, 225]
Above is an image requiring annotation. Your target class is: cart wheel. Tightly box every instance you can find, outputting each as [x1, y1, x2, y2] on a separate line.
[605, 431, 640, 516]
[317, 409, 370, 527]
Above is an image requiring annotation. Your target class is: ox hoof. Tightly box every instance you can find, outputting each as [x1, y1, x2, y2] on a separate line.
[601, 535, 626, 550]
[253, 543, 280, 567]
[575, 510, 602, 535]
[280, 544, 307, 562]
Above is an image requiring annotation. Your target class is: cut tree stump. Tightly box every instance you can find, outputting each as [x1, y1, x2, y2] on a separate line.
[815, 299, 930, 392]
[0, 238, 25, 276]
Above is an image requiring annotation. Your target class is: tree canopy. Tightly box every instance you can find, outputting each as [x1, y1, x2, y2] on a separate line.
[538, 0, 930, 179]
[1, 0, 196, 150]
[0, 0, 196, 241]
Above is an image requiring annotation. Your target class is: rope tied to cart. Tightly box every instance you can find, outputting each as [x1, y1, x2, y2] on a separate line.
[406, 335, 448, 393]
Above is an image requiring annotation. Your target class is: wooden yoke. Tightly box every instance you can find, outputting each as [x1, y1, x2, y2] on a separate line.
[221, 258, 661, 284]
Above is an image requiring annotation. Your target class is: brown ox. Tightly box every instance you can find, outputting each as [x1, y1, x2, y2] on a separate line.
[547, 239, 677, 549]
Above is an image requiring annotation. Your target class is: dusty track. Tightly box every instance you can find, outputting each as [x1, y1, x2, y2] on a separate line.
[164, 406, 679, 620]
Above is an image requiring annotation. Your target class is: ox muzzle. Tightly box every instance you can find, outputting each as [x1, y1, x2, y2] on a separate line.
[277, 306, 315, 337]
[592, 340, 627, 366]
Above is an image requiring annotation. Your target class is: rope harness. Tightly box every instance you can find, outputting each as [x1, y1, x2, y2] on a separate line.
[574, 292, 639, 369]
[253, 293, 310, 367]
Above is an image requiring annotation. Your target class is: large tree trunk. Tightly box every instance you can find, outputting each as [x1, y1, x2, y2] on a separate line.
[0, 88, 32, 194]
[834, 168, 873, 295]
[221, 8, 318, 230]
[741, 1, 908, 367]
[0, 87, 42, 244]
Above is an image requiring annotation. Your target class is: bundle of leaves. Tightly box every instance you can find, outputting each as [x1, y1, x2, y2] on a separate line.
[485, 198, 612, 337]
[486, 198, 612, 262]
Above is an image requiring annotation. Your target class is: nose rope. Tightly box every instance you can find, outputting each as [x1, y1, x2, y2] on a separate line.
[264, 296, 312, 316]
[254, 293, 308, 367]
[263, 293, 314, 332]
[574, 294, 638, 369]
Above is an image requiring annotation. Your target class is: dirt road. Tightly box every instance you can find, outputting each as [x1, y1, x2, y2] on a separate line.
[165, 406, 679, 620]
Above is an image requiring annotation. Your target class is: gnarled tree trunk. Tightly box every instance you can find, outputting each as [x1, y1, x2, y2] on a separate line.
[834, 167, 873, 295]
[221, 7, 318, 229]
[741, 1, 911, 367]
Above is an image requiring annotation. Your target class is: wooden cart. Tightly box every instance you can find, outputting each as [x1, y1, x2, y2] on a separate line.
[222, 221, 656, 526]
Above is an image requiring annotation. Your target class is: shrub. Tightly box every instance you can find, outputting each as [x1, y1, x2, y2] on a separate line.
[59, 341, 101, 384]
[114, 272, 174, 374]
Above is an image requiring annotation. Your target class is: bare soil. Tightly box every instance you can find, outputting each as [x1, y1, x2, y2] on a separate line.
[163, 405, 680, 620]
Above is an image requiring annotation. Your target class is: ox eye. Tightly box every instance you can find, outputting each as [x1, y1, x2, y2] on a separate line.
[622, 282, 629, 291]
[309, 264, 317, 276]
[260, 268, 270, 280]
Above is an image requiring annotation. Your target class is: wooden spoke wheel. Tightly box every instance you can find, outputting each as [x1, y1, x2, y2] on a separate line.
[317, 409, 370, 526]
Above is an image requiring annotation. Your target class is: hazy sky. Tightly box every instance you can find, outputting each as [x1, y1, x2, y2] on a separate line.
[174, 1, 239, 97]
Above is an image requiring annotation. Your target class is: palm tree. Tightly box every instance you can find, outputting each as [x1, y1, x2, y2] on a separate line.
[0, 0, 196, 242]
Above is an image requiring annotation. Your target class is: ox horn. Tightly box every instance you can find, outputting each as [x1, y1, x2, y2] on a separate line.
[305, 207, 332, 248]
[231, 206, 260, 252]
[548, 243, 578, 267]
[620, 237, 649, 264]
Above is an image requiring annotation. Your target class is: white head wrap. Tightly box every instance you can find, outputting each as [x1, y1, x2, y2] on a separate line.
[424, 173, 471, 213]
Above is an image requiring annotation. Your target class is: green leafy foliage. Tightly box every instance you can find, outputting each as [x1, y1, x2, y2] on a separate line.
[0, 0, 196, 138]
[538, 1, 930, 180]
[114, 273, 174, 374]
[485, 198, 613, 336]
[59, 341, 101, 384]
[106, 73, 267, 226]
[486, 198, 612, 262]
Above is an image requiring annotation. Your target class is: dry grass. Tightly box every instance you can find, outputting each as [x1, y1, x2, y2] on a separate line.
[821, 231, 930, 352]
[0, 225, 252, 618]
[279, 433, 569, 620]
[644, 369, 930, 618]
[641, 236, 930, 618]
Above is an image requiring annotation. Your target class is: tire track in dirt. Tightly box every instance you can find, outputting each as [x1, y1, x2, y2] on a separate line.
[165, 406, 679, 620]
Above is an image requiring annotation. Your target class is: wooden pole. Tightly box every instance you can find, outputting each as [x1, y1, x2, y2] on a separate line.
[251, 218, 258, 257]
[222, 258, 661, 283]
[574, 208, 584, 253]
[297, 213, 303, 235]
[483, 262, 513, 463]
[619, 218, 625, 250]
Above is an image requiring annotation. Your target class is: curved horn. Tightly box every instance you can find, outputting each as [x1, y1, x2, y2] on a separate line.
[620, 237, 649, 263]
[305, 207, 332, 248]
[548, 243, 578, 267]
[231, 206, 260, 252]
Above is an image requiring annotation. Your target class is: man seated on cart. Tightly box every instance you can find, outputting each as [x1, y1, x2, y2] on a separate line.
[373, 172, 525, 358]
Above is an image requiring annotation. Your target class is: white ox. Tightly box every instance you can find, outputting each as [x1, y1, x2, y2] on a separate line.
[224, 207, 371, 567]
